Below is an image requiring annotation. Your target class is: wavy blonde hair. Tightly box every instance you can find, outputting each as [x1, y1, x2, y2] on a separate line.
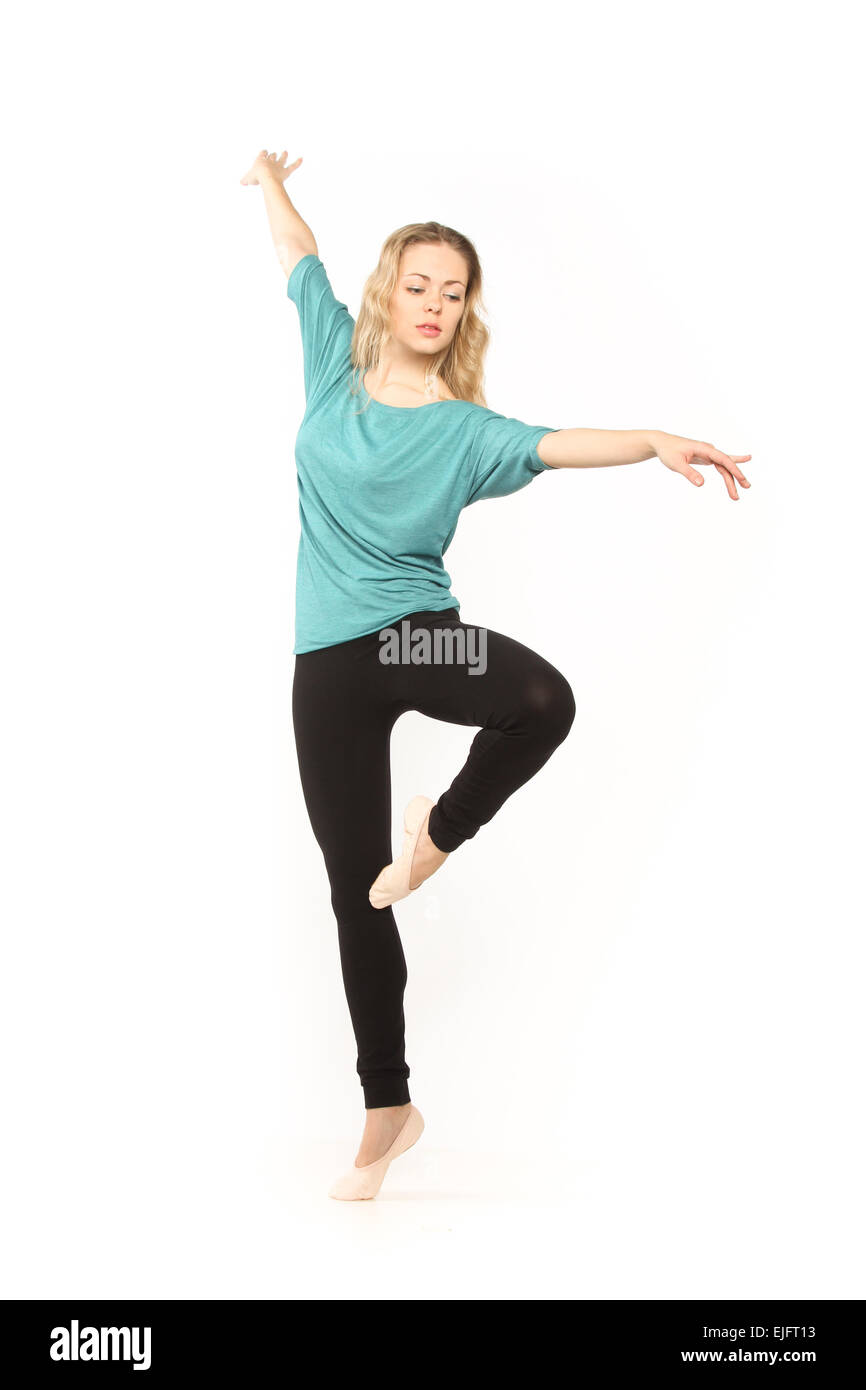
[348, 222, 490, 414]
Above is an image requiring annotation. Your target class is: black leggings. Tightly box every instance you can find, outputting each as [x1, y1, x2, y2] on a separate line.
[291, 607, 576, 1108]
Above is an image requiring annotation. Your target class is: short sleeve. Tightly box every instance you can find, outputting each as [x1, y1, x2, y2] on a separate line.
[464, 409, 557, 506]
[286, 254, 355, 404]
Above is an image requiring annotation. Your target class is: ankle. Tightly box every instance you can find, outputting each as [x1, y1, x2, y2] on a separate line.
[365, 1103, 410, 1122]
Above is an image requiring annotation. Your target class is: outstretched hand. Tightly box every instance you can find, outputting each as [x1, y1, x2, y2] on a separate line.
[654, 433, 752, 499]
[240, 150, 303, 186]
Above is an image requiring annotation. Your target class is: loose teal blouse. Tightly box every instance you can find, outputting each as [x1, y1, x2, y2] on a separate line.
[286, 254, 557, 654]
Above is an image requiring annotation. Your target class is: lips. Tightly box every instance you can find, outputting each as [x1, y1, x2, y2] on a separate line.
[417, 324, 441, 335]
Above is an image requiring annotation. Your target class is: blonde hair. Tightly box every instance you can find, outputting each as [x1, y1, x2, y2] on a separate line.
[348, 222, 490, 414]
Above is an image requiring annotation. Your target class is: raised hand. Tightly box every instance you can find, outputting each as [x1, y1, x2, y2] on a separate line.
[240, 149, 303, 187]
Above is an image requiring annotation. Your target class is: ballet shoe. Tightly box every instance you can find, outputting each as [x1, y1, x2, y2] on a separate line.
[328, 1104, 425, 1201]
[368, 794, 436, 910]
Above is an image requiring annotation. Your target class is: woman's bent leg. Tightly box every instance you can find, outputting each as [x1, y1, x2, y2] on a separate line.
[292, 642, 411, 1108]
[384, 613, 576, 854]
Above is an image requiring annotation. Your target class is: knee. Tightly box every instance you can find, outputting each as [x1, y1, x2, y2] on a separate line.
[523, 670, 576, 744]
[328, 861, 384, 922]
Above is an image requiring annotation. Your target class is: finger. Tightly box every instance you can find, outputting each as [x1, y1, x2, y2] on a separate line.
[705, 445, 750, 482]
[714, 462, 738, 500]
[726, 459, 750, 486]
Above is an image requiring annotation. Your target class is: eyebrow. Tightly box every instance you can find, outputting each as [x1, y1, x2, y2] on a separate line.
[402, 272, 466, 288]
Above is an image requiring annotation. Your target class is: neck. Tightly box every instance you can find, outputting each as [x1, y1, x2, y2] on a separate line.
[370, 346, 440, 398]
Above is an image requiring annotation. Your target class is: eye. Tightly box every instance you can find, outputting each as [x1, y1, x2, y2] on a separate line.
[407, 286, 462, 302]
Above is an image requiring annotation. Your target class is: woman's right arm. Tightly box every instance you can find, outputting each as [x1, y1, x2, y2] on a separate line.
[240, 149, 318, 278]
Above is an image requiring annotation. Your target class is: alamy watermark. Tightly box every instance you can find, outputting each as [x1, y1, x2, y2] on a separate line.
[50, 1320, 151, 1370]
[377, 619, 487, 675]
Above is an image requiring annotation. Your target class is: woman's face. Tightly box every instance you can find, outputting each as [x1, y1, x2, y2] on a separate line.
[389, 243, 468, 356]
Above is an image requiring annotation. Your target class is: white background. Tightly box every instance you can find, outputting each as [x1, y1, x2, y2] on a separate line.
[2, 0, 863, 1300]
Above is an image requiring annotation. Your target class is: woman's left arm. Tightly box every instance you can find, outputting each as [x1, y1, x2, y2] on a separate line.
[537, 428, 752, 500]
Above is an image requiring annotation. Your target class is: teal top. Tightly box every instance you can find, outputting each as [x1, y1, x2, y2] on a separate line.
[286, 253, 557, 654]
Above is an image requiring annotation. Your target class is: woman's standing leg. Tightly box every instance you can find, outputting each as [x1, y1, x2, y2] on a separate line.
[292, 637, 412, 1113]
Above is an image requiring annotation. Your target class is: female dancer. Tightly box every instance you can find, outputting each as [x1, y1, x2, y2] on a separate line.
[241, 150, 752, 1201]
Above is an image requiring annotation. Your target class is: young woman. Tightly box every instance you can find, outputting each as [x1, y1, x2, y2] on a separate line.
[241, 149, 752, 1201]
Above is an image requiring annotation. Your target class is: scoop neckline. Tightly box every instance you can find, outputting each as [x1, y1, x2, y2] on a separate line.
[361, 374, 465, 411]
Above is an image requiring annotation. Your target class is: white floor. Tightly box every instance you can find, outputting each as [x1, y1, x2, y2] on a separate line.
[8, 1122, 861, 1300]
